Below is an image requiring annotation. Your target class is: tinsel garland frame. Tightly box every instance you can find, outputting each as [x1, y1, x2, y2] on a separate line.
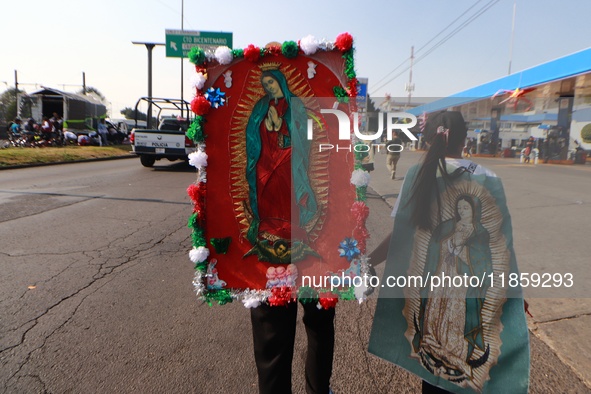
[186, 33, 372, 308]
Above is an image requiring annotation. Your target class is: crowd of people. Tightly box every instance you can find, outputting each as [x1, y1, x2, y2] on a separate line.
[5, 114, 127, 147]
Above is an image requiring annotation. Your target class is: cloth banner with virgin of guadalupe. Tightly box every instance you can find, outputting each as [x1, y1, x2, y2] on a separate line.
[186, 34, 367, 306]
[368, 159, 530, 393]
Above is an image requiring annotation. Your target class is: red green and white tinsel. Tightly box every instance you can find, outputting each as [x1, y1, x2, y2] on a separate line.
[186, 33, 372, 308]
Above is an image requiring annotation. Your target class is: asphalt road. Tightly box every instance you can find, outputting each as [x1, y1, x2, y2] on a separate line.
[0, 156, 589, 393]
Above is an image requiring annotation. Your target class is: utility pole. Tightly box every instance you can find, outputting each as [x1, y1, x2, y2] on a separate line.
[508, 0, 516, 75]
[405, 46, 415, 108]
[82, 72, 87, 94]
[15, 70, 20, 118]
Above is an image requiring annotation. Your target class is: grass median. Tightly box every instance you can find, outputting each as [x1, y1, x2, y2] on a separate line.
[0, 145, 133, 167]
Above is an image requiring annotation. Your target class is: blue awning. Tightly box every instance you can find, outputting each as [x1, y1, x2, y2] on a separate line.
[408, 46, 591, 115]
[474, 113, 558, 123]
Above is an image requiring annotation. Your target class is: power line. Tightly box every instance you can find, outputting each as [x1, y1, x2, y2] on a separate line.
[372, 0, 487, 89]
[372, 0, 499, 94]
[370, 0, 499, 95]
[415, 0, 500, 63]
[415, 0, 487, 55]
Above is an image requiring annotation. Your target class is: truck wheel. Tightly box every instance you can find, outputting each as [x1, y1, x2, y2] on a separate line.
[140, 155, 156, 167]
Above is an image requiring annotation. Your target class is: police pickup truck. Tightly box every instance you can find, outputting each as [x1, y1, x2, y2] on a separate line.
[130, 98, 195, 167]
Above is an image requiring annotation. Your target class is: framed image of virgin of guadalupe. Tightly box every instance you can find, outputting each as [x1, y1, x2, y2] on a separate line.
[185, 34, 371, 307]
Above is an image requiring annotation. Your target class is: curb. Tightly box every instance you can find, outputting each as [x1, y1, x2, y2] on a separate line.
[0, 153, 137, 171]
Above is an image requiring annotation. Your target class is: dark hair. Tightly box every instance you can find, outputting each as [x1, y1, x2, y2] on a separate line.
[410, 111, 468, 230]
[454, 195, 475, 222]
[260, 70, 278, 81]
[260, 70, 278, 86]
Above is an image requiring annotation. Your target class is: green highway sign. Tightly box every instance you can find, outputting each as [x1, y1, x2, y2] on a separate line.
[165, 29, 233, 58]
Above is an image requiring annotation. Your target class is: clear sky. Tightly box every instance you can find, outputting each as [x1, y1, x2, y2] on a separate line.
[2, 0, 591, 118]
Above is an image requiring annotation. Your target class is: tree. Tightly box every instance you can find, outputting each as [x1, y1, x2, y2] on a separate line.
[77, 86, 106, 101]
[119, 107, 157, 125]
[581, 123, 591, 143]
[367, 94, 378, 113]
[0, 88, 20, 123]
[120, 107, 147, 121]
[366, 94, 381, 135]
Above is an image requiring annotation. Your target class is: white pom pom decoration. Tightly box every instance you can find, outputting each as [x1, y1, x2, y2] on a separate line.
[188, 150, 208, 169]
[191, 72, 207, 90]
[189, 246, 210, 263]
[350, 169, 371, 187]
[214, 46, 233, 65]
[354, 282, 367, 304]
[300, 35, 319, 55]
[242, 296, 261, 309]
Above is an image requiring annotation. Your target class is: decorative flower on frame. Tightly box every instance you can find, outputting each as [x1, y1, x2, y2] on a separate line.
[334, 32, 354, 52]
[354, 282, 368, 304]
[265, 45, 281, 56]
[300, 35, 319, 55]
[241, 289, 271, 309]
[268, 286, 294, 307]
[317, 292, 339, 309]
[191, 95, 211, 116]
[244, 44, 261, 62]
[281, 40, 299, 58]
[350, 169, 370, 187]
[187, 182, 206, 219]
[214, 46, 233, 65]
[231, 48, 244, 58]
[187, 183, 200, 203]
[188, 47, 206, 65]
[351, 201, 369, 223]
[204, 87, 226, 109]
[242, 294, 262, 308]
[338, 238, 361, 262]
[188, 150, 208, 169]
[191, 72, 207, 90]
[189, 246, 210, 263]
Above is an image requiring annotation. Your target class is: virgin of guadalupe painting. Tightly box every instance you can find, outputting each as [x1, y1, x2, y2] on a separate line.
[244, 66, 320, 264]
[409, 193, 493, 386]
[369, 169, 530, 394]
[193, 45, 358, 293]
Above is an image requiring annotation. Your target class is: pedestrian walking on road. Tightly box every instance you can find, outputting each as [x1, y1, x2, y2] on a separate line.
[463, 138, 473, 157]
[385, 131, 403, 179]
[97, 118, 109, 146]
[360, 138, 376, 172]
[367, 111, 530, 394]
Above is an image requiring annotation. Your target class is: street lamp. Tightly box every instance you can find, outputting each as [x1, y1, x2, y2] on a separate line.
[132, 41, 165, 129]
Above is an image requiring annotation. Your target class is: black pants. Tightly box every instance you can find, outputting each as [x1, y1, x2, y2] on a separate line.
[250, 301, 335, 394]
